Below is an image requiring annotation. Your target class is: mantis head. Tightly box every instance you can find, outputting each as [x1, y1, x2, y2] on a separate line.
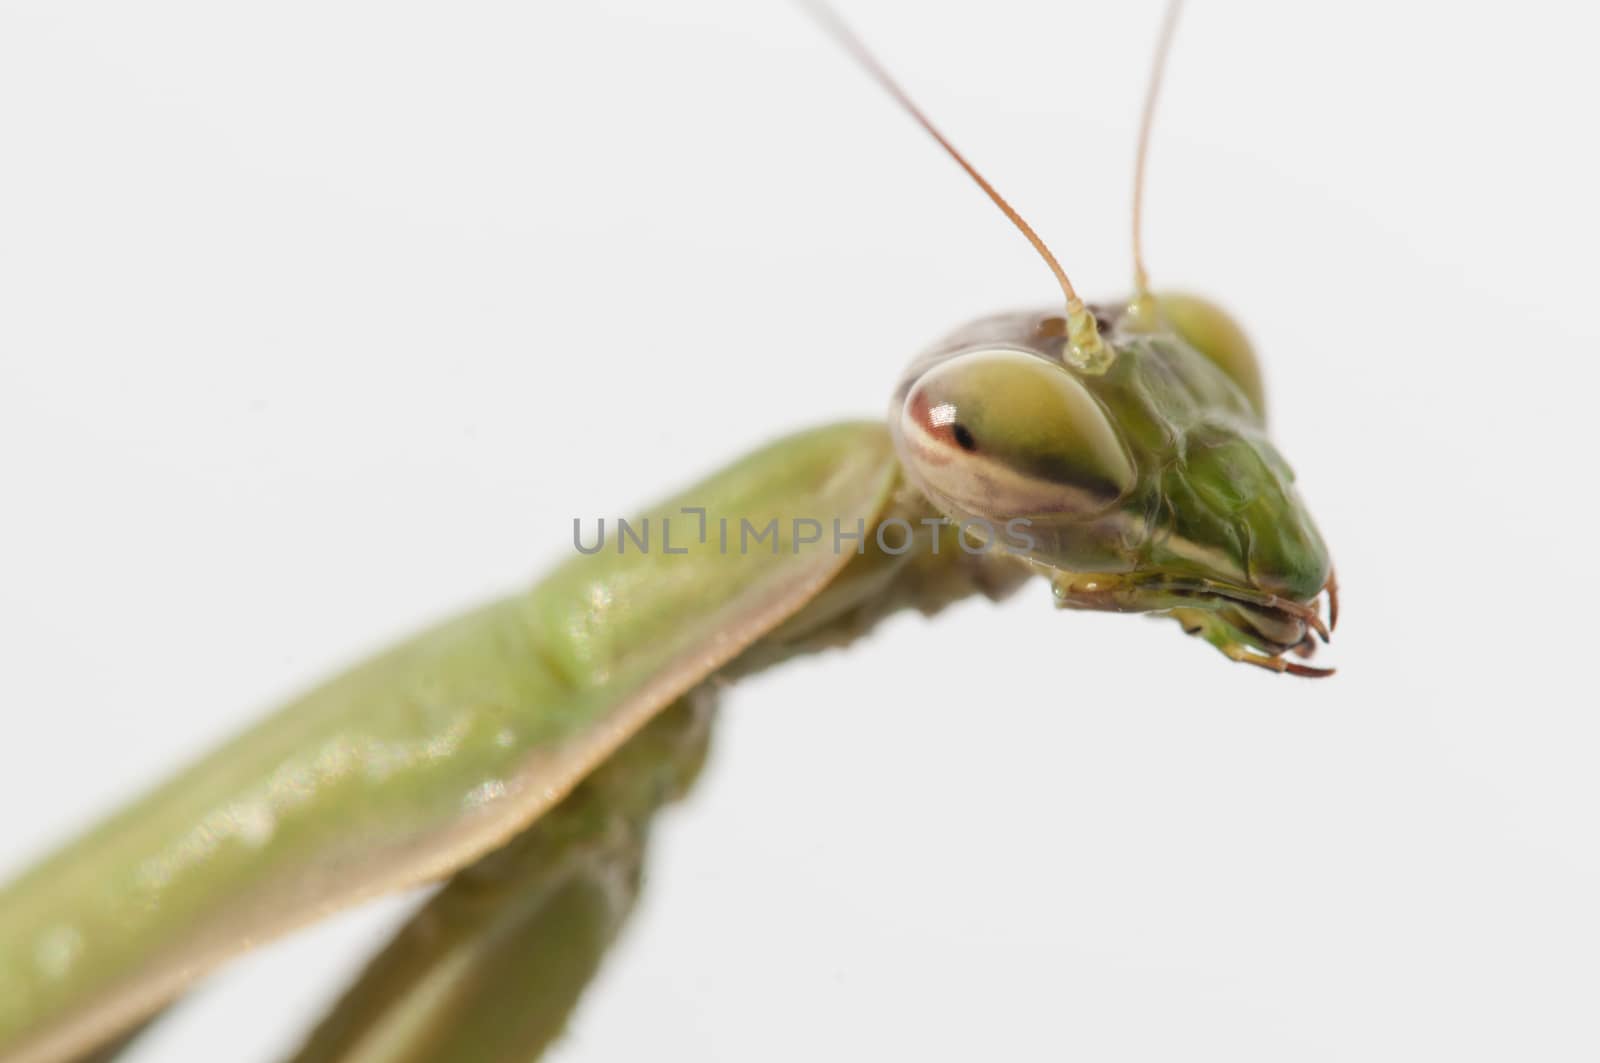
[809, 0, 1338, 674]
[890, 295, 1337, 676]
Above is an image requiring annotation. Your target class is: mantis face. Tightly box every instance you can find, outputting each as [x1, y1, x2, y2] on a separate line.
[891, 295, 1337, 676]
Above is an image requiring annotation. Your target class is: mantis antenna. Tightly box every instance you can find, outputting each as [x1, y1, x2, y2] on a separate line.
[797, 0, 1109, 365]
[1132, 0, 1184, 294]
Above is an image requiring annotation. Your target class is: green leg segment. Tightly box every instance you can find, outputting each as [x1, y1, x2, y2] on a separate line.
[281, 501, 1025, 1063]
[281, 690, 716, 1063]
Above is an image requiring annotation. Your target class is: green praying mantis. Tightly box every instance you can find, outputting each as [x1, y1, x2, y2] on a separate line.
[0, 1, 1339, 1060]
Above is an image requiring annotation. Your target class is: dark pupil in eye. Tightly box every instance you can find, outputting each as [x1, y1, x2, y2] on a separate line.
[952, 424, 978, 452]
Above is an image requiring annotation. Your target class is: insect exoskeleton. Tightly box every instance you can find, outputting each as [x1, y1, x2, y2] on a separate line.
[890, 295, 1336, 676]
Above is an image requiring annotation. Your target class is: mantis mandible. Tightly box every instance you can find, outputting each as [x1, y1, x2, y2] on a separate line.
[0, 2, 1338, 1060]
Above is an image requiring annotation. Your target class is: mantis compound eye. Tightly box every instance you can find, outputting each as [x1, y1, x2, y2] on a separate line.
[1155, 292, 1267, 418]
[895, 348, 1136, 522]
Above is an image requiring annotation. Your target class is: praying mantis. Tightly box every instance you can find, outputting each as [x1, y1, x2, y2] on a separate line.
[0, 1, 1339, 1060]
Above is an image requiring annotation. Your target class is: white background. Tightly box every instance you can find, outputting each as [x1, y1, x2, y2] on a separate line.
[2, 1, 1598, 1060]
